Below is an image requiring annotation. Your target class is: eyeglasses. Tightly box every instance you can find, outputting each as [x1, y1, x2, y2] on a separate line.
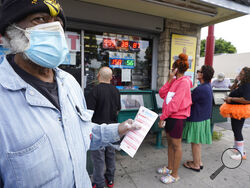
[197, 70, 202, 73]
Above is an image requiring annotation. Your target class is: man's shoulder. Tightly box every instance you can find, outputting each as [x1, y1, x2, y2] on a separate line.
[98, 83, 119, 90]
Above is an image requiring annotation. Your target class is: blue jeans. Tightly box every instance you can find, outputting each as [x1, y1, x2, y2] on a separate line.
[91, 146, 116, 187]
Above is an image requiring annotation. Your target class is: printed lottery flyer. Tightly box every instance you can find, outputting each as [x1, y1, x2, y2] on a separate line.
[120, 106, 158, 158]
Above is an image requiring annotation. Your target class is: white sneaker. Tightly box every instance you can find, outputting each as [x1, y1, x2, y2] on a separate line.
[231, 152, 247, 160]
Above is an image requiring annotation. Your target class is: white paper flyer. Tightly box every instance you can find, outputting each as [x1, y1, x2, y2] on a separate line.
[120, 106, 158, 158]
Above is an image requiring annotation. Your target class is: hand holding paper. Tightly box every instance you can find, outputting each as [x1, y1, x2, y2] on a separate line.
[125, 122, 142, 130]
[118, 119, 141, 136]
[120, 106, 158, 158]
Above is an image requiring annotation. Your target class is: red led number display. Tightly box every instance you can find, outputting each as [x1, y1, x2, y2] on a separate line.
[102, 38, 140, 51]
[110, 59, 134, 68]
[132, 42, 140, 49]
[111, 59, 122, 65]
[103, 38, 116, 49]
[121, 41, 129, 48]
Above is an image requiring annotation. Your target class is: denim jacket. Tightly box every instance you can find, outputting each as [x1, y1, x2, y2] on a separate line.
[0, 56, 120, 188]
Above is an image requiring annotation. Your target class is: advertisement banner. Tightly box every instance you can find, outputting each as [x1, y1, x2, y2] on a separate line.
[170, 34, 197, 84]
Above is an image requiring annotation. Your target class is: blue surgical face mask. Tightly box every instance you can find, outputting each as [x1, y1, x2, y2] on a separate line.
[16, 22, 69, 68]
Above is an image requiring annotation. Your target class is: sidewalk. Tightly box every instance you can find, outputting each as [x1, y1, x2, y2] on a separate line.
[114, 120, 250, 188]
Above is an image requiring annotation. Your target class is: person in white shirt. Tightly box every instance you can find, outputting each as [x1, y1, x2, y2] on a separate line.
[211, 72, 231, 89]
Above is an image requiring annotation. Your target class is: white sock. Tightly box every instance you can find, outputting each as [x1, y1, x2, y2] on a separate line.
[235, 141, 244, 155]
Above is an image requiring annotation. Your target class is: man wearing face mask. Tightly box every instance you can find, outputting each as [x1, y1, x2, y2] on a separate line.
[0, 1, 139, 188]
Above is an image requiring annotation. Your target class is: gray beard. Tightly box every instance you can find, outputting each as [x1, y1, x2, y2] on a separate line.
[2, 25, 29, 56]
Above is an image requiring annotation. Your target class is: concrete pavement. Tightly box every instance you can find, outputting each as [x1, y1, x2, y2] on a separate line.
[114, 119, 250, 188]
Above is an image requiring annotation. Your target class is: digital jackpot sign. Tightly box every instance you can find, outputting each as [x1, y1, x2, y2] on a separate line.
[103, 38, 140, 52]
[109, 52, 136, 69]
[110, 58, 135, 69]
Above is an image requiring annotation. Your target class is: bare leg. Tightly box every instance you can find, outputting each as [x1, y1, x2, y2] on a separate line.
[200, 144, 203, 166]
[166, 133, 174, 170]
[186, 144, 203, 167]
[171, 137, 182, 178]
[191, 143, 201, 169]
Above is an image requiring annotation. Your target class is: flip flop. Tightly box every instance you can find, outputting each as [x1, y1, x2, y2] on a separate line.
[183, 161, 200, 172]
[186, 160, 203, 170]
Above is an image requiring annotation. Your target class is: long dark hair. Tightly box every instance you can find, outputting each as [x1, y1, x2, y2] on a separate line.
[241, 67, 250, 85]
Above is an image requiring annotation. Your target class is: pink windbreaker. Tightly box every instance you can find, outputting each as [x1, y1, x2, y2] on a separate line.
[159, 76, 192, 120]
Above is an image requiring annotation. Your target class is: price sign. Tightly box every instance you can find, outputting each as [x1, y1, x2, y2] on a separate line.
[109, 52, 136, 69]
[109, 58, 135, 69]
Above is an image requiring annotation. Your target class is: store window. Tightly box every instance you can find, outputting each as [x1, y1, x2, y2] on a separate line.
[84, 31, 152, 95]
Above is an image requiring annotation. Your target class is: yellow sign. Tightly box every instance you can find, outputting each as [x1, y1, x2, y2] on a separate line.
[170, 34, 197, 84]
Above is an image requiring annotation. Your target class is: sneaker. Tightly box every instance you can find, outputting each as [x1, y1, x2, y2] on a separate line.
[106, 180, 114, 188]
[157, 166, 172, 175]
[231, 152, 247, 160]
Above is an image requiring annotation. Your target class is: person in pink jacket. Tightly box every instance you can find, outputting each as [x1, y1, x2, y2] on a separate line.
[156, 53, 192, 184]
